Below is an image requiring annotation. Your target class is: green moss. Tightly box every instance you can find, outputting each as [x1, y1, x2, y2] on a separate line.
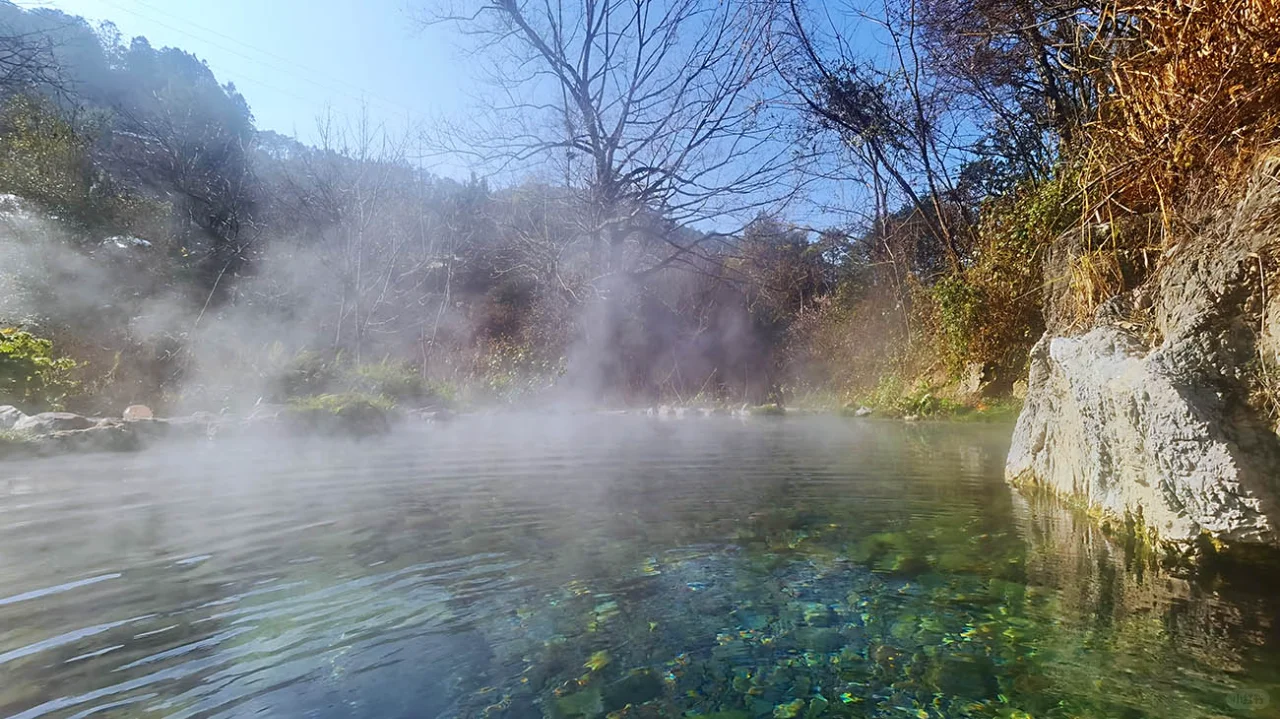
[0, 428, 35, 457]
[0, 327, 80, 411]
[553, 686, 603, 717]
[286, 392, 395, 413]
[847, 376, 1022, 422]
[283, 393, 394, 437]
[750, 403, 787, 416]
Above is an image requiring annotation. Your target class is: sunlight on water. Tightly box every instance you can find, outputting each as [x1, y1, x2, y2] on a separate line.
[0, 416, 1277, 718]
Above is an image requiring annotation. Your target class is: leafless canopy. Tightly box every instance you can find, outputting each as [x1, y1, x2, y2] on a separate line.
[0, 26, 63, 97]
[772, 0, 980, 272]
[426, 0, 807, 279]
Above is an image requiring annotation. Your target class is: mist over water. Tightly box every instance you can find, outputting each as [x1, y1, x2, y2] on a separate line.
[1, 416, 1278, 718]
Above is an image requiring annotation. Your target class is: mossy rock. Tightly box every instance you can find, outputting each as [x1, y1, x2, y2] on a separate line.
[851, 532, 929, 575]
[552, 686, 603, 717]
[751, 404, 787, 416]
[602, 669, 664, 710]
[283, 394, 393, 438]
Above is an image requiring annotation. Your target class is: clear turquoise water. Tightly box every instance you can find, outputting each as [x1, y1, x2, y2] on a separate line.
[0, 416, 1277, 718]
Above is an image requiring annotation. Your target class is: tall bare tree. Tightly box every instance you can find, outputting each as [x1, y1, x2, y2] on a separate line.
[0, 27, 62, 95]
[426, 0, 805, 283]
[774, 0, 979, 273]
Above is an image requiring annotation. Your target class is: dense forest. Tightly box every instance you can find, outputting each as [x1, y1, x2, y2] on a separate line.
[0, 0, 1275, 418]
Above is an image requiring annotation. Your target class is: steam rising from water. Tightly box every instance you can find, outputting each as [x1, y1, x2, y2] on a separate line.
[1, 416, 1277, 718]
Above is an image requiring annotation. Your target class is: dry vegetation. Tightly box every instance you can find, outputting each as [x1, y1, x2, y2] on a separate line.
[1086, 0, 1280, 219]
[1060, 0, 1280, 322]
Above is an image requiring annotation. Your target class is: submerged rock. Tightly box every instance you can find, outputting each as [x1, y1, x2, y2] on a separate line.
[602, 669, 664, 710]
[554, 686, 603, 717]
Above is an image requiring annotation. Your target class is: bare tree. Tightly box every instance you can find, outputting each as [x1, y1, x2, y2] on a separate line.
[0, 27, 62, 95]
[915, 0, 1112, 175]
[258, 109, 486, 366]
[774, 0, 979, 273]
[424, 0, 806, 283]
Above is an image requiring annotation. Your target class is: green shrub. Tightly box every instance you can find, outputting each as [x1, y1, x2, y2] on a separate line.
[473, 340, 564, 403]
[274, 351, 456, 408]
[931, 274, 983, 374]
[286, 392, 395, 414]
[350, 360, 458, 406]
[962, 173, 1078, 367]
[277, 350, 340, 398]
[0, 327, 79, 410]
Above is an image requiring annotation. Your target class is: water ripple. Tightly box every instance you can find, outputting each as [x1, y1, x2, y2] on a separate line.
[2, 416, 1267, 719]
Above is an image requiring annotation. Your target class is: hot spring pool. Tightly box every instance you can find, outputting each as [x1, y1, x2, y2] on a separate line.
[0, 415, 1277, 718]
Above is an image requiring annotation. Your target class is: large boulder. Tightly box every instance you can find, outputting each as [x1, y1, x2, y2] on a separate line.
[0, 405, 25, 430]
[13, 412, 95, 434]
[1007, 328, 1280, 543]
[1008, 160, 1280, 546]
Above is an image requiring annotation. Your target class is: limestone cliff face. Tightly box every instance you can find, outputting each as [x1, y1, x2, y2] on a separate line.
[1008, 159, 1280, 545]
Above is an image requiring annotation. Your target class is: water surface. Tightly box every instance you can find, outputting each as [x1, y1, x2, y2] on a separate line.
[1, 416, 1278, 718]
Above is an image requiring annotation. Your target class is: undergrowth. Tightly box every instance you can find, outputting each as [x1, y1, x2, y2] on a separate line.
[285, 392, 397, 414]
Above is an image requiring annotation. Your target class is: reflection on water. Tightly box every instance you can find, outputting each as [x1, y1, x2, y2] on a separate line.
[0, 416, 1277, 718]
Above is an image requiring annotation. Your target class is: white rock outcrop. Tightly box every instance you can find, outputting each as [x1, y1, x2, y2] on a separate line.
[1008, 158, 1280, 545]
[0, 405, 25, 430]
[1007, 328, 1279, 543]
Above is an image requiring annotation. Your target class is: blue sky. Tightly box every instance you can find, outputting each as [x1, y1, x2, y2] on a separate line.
[29, 0, 460, 148]
[22, 0, 887, 227]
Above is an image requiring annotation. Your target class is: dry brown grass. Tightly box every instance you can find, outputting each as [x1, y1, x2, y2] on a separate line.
[1044, 0, 1280, 324]
[1068, 247, 1126, 317]
[1084, 0, 1280, 232]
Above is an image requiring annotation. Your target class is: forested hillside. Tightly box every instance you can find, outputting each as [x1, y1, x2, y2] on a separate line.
[0, 0, 1276, 420]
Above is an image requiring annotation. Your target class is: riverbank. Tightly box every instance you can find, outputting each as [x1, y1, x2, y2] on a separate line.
[0, 400, 452, 459]
[0, 397, 1023, 461]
